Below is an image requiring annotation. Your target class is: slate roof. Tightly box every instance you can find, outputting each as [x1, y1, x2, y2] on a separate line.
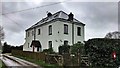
[26, 11, 85, 31]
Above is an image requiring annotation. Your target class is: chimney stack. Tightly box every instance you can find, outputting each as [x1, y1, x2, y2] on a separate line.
[68, 12, 74, 21]
[47, 12, 52, 17]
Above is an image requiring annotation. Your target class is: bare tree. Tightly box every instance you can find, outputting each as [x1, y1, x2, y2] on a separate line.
[0, 26, 4, 51]
[105, 31, 120, 39]
[0, 26, 4, 40]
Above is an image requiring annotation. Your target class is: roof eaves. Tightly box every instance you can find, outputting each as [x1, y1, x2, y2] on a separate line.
[26, 11, 85, 31]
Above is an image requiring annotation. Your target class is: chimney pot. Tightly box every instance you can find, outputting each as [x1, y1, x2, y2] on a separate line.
[68, 12, 74, 21]
[47, 12, 52, 17]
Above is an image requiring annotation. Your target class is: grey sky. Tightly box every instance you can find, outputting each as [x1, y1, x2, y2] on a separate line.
[2, 1, 119, 46]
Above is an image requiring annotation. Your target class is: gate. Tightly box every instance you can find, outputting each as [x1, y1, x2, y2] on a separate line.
[45, 54, 63, 66]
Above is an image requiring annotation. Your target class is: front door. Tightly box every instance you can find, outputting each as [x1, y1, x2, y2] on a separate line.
[37, 47, 39, 52]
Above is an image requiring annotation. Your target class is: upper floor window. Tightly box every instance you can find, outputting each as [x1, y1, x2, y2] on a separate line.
[64, 24, 68, 34]
[27, 32, 30, 37]
[48, 41, 52, 48]
[38, 29, 40, 35]
[28, 43, 29, 48]
[77, 27, 81, 36]
[49, 25, 52, 35]
[32, 31, 34, 36]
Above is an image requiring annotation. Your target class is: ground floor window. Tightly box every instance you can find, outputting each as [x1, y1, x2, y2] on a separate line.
[64, 40, 68, 45]
[48, 41, 52, 48]
[28, 43, 29, 48]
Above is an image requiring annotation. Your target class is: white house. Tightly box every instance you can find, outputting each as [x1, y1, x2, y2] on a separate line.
[23, 11, 85, 52]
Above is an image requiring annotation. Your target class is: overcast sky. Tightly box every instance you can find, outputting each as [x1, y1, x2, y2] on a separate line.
[1, 0, 119, 46]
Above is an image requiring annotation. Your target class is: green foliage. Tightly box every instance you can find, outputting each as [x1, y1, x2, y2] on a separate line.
[85, 38, 120, 67]
[58, 45, 70, 54]
[2, 42, 11, 53]
[1, 62, 7, 68]
[2, 42, 23, 53]
[43, 48, 55, 54]
[71, 42, 84, 54]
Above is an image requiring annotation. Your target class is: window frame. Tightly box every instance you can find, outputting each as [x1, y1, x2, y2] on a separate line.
[77, 27, 81, 36]
[64, 40, 68, 45]
[48, 41, 52, 48]
[38, 28, 41, 35]
[64, 24, 68, 34]
[27, 32, 30, 37]
[32, 31, 34, 36]
[49, 25, 52, 35]
[28, 43, 29, 48]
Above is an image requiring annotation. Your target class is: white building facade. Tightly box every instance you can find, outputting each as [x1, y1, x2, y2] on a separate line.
[23, 11, 85, 52]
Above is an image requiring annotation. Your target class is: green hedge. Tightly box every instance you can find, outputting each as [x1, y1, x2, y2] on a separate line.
[85, 38, 120, 67]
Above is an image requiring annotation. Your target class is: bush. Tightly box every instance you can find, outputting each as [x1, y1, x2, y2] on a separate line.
[43, 48, 55, 54]
[58, 45, 70, 54]
[71, 42, 84, 55]
[85, 38, 120, 67]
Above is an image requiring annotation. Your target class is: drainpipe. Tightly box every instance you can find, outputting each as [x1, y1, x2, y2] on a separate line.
[72, 21, 74, 45]
[0, 40, 2, 53]
[34, 27, 36, 40]
[68, 12, 74, 54]
[33, 27, 36, 52]
[68, 12, 74, 45]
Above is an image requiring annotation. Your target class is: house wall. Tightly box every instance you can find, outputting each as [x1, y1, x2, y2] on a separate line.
[74, 24, 85, 43]
[23, 21, 84, 52]
[23, 29, 34, 52]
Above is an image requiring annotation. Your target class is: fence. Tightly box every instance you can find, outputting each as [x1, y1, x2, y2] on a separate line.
[12, 50, 90, 66]
[12, 50, 46, 61]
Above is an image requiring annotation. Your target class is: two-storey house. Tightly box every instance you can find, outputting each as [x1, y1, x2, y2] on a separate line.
[23, 11, 85, 52]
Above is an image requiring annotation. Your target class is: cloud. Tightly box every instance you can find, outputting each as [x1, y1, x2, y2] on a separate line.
[118, 2, 120, 31]
[2, 2, 118, 46]
[63, 2, 118, 40]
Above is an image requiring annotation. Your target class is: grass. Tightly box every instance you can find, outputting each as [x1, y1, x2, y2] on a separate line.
[0, 61, 7, 68]
[14, 55, 60, 68]
[0, 60, 2, 68]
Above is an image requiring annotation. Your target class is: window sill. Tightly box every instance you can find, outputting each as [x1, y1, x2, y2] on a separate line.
[64, 33, 68, 35]
[49, 34, 52, 35]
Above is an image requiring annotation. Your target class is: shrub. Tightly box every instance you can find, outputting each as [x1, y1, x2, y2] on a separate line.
[85, 38, 120, 67]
